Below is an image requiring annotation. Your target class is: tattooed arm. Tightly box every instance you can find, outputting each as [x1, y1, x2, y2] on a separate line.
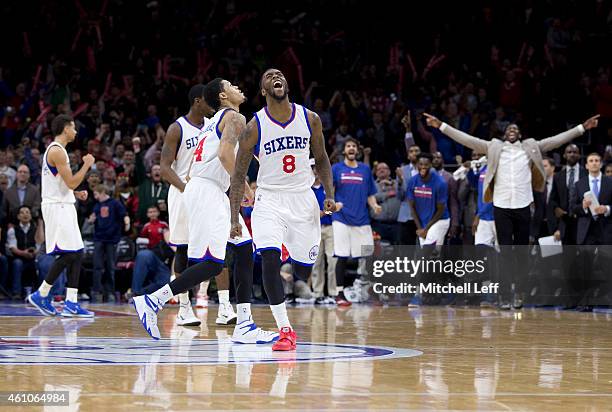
[160, 122, 186, 192]
[308, 110, 336, 213]
[218, 110, 246, 176]
[229, 117, 259, 237]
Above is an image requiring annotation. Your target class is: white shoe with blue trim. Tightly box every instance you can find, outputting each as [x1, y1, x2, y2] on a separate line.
[133, 295, 162, 340]
[231, 318, 279, 344]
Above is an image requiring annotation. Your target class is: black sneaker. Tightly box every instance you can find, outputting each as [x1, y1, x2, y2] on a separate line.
[285, 294, 296, 304]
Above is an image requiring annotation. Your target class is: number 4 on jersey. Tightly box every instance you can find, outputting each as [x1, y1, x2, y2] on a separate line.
[194, 136, 207, 162]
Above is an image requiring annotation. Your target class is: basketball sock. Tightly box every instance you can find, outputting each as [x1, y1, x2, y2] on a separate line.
[38, 281, 52, 298]
[231, 243, 254, 304]
[218, 289, 230, 306]
[260, 249, 285, 305]
[270, 302, 291, 329]
[237, 303, 251, 324]
[199, 280, 210, 296]
[66, 287, 78, 303]
[152, 284, 174, 306]
[178, 292, 190, 306]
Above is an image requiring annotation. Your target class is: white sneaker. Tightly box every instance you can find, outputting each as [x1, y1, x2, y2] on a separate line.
[176, 304, 201, 326]
[133, 295, 161, 340]
[216, 303, 237, 325]
[196, 293, 209, 308]
[232, 319, 279, 344]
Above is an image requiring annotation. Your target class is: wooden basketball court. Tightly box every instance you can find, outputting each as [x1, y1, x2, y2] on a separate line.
[1, 304, 611, 410]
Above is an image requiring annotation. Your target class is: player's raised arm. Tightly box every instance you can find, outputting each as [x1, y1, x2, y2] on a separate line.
[49, 147, 94, 190]
[229, 117, 258, 236]
[308, 110, 335, 213]
[160, 123, 187, 192]
[217, 110, 247, 176]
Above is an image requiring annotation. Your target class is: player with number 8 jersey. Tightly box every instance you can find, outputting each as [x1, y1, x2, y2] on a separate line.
[229, 68, 336, 351]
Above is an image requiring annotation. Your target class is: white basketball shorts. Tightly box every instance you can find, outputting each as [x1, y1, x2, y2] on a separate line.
[475, 219, 498, 248]
[332, 221, 374, 258]
[418, 218, 450, 246]
[251, 188, 321, 266]
[168, 185, 189, 246]
[42, 202, 84, 255]
[184, 178, 231, 263]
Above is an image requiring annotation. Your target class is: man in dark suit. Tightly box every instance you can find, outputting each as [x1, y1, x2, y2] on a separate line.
[572, 153, 612, 310]
[574, 153, 612, 245]
[1, 165, 41, 225]
[531, 157, 557, 240]
[549, 144, 587, 244]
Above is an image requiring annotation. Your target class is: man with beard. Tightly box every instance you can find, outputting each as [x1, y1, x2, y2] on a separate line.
[331, 138, 381, 306]
[228, 68, 336, 351]
[424, 112, 600, 308]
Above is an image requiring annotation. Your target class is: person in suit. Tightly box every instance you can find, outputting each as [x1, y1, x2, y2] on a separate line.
[423, 113, 599, 245]
[549, 144, 586, 244]
[423, 112, 600, 309]
[531, 157, 557, 240]
[574, 153, 612, 246]
[572, 152, 612, 310]
[1, 165, 41, 225]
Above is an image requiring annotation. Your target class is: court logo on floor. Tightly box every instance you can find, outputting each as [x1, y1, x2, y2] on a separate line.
[0, 336, 422, 365]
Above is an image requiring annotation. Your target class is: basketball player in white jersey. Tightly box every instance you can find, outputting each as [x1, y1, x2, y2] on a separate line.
[229, 68, 336, 351]
[134, 78, 278, 343]
[160, 84, 237, 326]
[27, 114, 95, 317]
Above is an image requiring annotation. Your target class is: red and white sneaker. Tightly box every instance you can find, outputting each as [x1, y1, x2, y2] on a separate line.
[335, 292, 352, 307]
[272, 327, 297, 351]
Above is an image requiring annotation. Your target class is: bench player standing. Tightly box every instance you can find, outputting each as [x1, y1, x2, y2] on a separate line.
[160, 84, 236, 326]
[229, 68, 336, 351]
[27, 114, 94, 317]
[134, 78, 277, 343]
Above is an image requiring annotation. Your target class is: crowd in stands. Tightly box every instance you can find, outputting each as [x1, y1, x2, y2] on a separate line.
[0, 0, 611, 305]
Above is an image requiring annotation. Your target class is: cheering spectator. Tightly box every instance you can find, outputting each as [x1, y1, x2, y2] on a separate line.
[397, 115, 421, 246]
[136, 164, 168, 223]
[332, 138, 381, 306]
[407, 153, 450, 247]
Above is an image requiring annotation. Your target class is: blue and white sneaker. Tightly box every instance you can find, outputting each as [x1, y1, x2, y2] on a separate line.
[133, 295, 162, 340]
[61, 301, 94, 318]
[232, 318, 279, 344]
[27, 291, 57, 316]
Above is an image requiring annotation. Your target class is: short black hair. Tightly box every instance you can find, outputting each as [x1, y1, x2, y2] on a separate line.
[147, 204, 160, 212]
[17, 205, 31, 214]
[204, 78, 224, 111]
[51, 114, 74, 136]
[417, 153, 434, 163]
[188, 84, 206, 106]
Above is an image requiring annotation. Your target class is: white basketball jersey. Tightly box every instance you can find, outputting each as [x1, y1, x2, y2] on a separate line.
[189, 108, 235, 191]
[173, 116, 208, 179]
[254, 103, 314, 192]
[41, 142, 76, 204]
